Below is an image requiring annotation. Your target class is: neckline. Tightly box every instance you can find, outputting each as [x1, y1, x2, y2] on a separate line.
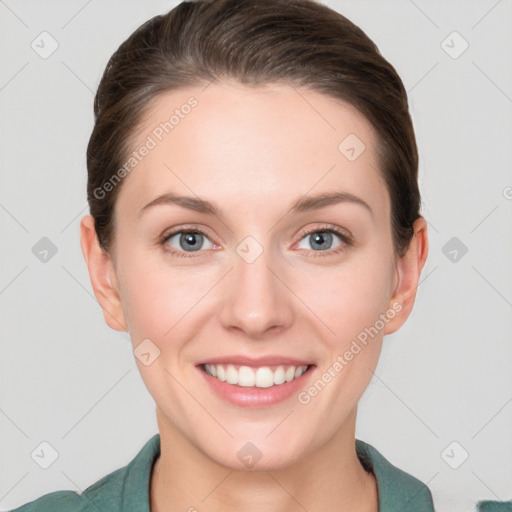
[133, 434, 432, 512]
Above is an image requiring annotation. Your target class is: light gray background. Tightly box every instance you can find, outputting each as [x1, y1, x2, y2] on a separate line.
[1, 1, 511, 511]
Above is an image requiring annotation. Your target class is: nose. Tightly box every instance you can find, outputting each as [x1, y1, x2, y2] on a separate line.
[218, 246, 295, 340]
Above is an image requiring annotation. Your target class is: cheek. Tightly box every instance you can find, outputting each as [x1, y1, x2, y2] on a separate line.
[292, 252, 396, 345]
[115, 249, 219, 343]
[291, 255, 394, 413]
[115, 229, 396, 349]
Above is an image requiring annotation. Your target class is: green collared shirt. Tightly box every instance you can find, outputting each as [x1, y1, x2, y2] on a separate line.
[9, 434, 436, 511]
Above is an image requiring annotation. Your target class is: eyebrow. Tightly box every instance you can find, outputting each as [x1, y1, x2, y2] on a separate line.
[291, 191, 373, 217]
[139, 190, 373, 219]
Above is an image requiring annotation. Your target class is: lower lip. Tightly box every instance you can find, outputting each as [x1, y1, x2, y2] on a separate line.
[198, 366, 315, 408]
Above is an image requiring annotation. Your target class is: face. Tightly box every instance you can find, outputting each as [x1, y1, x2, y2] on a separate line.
[90, 81, 413, 470]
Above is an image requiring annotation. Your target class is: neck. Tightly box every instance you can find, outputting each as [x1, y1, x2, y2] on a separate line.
[150, 408, 378, 512]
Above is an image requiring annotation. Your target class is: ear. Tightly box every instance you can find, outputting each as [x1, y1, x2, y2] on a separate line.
[80, 215, 127, 332]
[384, 216, 429, 335]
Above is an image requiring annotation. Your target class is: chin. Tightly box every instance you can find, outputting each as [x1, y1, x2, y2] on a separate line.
[199, 431, 315, 472]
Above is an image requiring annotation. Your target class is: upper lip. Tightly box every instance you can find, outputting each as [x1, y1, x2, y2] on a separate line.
[196, 355, 314, 367]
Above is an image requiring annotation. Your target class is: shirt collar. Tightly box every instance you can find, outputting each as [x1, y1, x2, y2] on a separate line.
[121, 434, 434, 512]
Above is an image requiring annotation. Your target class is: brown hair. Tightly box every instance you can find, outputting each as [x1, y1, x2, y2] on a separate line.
[87, 0, 420, 257]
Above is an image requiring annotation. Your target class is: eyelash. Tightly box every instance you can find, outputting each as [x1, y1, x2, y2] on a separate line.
[160, 224, 353, 259]
[300, 224, 353, 258]
[160, 227, 214, 259]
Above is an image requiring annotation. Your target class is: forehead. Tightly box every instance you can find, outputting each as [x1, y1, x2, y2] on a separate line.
[119, 81, 388, 220]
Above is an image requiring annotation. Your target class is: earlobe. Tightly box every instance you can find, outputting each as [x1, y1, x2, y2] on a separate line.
[384, 216, 429, 335]
[80, 215, 127, 332]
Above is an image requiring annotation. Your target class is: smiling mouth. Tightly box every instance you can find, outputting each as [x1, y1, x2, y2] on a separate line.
[202, 363, 312, 388]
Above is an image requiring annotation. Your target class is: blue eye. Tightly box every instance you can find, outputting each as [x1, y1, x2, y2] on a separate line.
[296, 227, 351, 255]
[163, 230, 215, 255]
[300, 231, 341, 251]
[160, 225, 352, 259]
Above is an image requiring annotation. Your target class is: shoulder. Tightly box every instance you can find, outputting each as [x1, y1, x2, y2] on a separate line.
[8, 434, 161, 512]
[8, 465, 128, 512]
[7, 490, 85, 512]
[356, 439, 436, 512]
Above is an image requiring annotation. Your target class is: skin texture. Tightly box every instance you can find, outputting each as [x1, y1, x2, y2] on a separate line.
[81, 81, 428, 512]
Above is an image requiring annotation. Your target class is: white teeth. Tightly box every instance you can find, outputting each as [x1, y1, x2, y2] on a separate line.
[203, 363, 309, 388]
[285, 366, 295, 382]
[255, 367, 274, 388]
[273, 366, 286, 385]
[226, 364, 238, 385]
[238, 366, 255, 387]
[216, 364, 226, 381]
[205, 364, 217, 377]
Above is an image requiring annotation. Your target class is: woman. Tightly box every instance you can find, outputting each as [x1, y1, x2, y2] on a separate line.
[10, 0, 434, 510]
